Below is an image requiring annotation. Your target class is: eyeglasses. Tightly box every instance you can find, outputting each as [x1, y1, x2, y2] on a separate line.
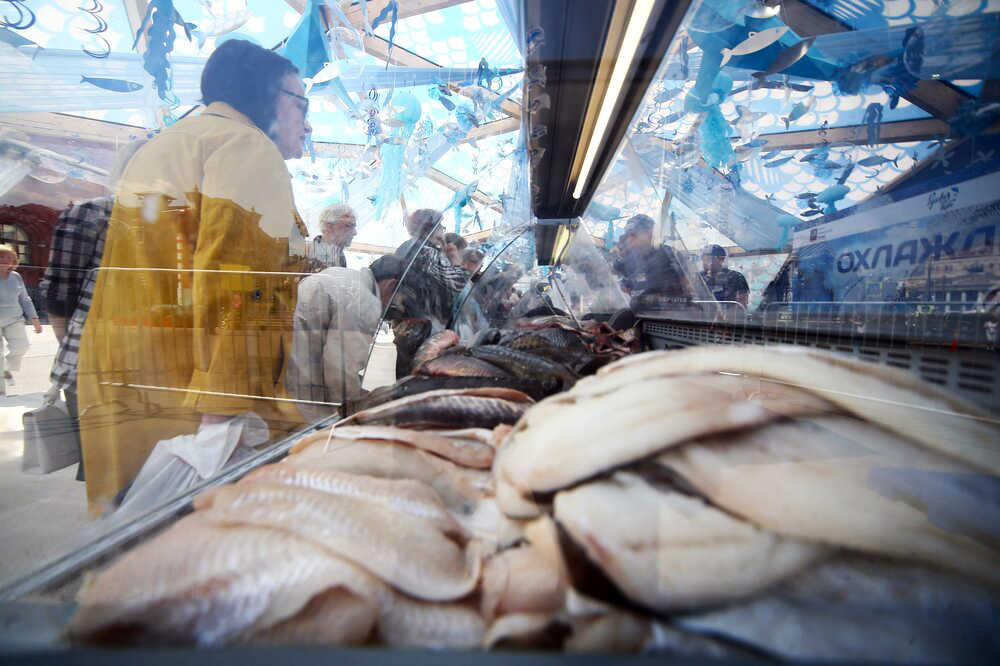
[280, 88, 309, 115]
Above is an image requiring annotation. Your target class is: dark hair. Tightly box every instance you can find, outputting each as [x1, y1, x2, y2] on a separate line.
[703, 244, 727, 258]
[624, 214, 654, 235]
[369, 254, 406, 283]
[444, 232, 467, 251]
[200, 39, 298, 132]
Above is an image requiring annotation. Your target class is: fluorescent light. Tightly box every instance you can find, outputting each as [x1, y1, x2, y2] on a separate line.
[572, 0, 655, 199]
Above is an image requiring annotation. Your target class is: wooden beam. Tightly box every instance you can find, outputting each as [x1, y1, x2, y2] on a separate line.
[751, 118, 958, 152]
[344, 0, 467, 30]
[363, 35, 522, 120]
[780, 0, 969, 121]
[347, 241, 394, 255]
[461, 116, 520, 143]
[0, 113, 146, 144]
[426, 167, 503, 213]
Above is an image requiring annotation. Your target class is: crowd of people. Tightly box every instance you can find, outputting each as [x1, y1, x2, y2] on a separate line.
[1, 39, 751, 512]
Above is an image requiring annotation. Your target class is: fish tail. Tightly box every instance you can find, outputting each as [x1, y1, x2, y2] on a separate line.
[720, 49, 732, 67]
[80, 75, 87, 83]
[751, 72, 765, 81]
[892, 156, 898, 168]
[782, 116, 790, 130]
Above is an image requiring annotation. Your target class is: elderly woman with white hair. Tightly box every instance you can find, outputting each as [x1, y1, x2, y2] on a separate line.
[306, 203, 357, 271]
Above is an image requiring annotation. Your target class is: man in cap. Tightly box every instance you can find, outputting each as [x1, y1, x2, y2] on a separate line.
[613, 214, 690, 309]
[699, 244, 749, 307]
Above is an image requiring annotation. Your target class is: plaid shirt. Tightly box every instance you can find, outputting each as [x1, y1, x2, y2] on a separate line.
[43, 197, 112, 391]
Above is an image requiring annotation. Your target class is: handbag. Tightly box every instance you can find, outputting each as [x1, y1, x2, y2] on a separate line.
[22, 384, 81, 475]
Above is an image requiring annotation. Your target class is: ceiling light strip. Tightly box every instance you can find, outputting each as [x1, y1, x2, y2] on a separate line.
[572, 0, 655, 200]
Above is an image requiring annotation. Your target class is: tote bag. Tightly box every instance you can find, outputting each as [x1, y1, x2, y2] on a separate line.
[22, 388, 80, 475]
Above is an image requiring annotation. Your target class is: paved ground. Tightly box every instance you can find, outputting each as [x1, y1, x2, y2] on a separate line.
[0, 326, 89, 591]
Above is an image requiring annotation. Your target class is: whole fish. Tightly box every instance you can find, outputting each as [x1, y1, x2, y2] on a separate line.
[863, 102, 883, 146]
[800, 209, 824, 216]
[795, 191, 818, 199]
[720, 27, 789, 67]
[752, 36, 815, 81]
[418, 353, 512, 379]
[746, 0, 783, 19]
[781, 96, 814, 129]
[836, 162, 855, 185]
[80, 75, 142, 92]
[465, 345, 578, 391]
[857, 155, 898, 168]
[343, 387, 532, 430]
[655, 87, 682, 104]
[764, 156, 794, 167]
[412, 330, 460, 368]
[760, 149, 781, 160]
[814, 184, 850, 204]
[740, 138, 769, 148]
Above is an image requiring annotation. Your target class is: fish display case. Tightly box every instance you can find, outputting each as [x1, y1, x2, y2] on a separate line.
[3, 0, 1000, 662]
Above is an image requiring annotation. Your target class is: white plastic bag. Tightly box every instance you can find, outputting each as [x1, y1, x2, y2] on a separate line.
[113, 412, 269, 519]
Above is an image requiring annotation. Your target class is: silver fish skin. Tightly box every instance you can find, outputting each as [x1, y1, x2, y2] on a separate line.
[752, 36, 815, 79]
[341, 387, 533, 430]
[198, 483, 483, 601]
[309, 424, 494, 468]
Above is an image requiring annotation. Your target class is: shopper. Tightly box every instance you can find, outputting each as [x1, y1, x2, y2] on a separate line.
[305, 203, 357, 271]
[0, 244, 42, 391]
[699, 244, 749, 307]
[76, 39, 312, 510]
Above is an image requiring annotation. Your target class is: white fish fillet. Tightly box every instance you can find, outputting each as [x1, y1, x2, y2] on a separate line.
[497, 372, 835, 494]
[483, 612, 559, 649]
[198, 483, 482, 601]
[71, 518, 377, 646]
[376, 588, 485, 649]
[658, 417, 1000, 586]
[217, 464, 462, 536]
[287, 437, 484, 512]
[565, 611, 651, 653]
[554, 473, 825, 611]
[598, 346, 1000, 474]
[481, 545, 565, 621]
[306, 425, 494, 468]
[236, 586, 377, 646]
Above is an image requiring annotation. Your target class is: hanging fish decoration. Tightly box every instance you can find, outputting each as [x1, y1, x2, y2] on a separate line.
[775, 213, 798, 251]
[371, 0, 399, 67]
[192, 9, 251, 49]
[427, 79, 456, 111]
[836, 161, 854, 185]
[863, 102, 883, 146]
[857, 155, 898, 168]
[80, 0, 111, 58]
[730, 79, 812, 96]
[720, 27, 788, 67]
[814, 183, 850, 213]
[80, 75, 143, 93]
[902, 25, 925, 78]
[781, 95, 814, 129]
[655, 86, 683, 104]
[760, 149, 781, 160]
[0, 1, 34, 30]
[798, 144, 829, 164]
[751, 36, 814, 81]
[795, 191, 818, 200]
[763, 155, 794, 167]
[800, 208, 823, 217]
[133, 0, 197, 102]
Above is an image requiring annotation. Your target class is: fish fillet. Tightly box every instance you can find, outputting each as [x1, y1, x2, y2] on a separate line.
[288, 437, 484, 512]
[597, 346, 1000, 474]
[236, 586, 377, 646]
[483, 612, 560, 649]
[376, 588, 485, 649]
[481, 545, 566, 621]
[565, 611, 651, 653]
[554, 473, 824, 611]
[198, 483, 482, 601]
[322, 424, 494, 468]
[214, 465, 462, 536]
[658, 417, 1000, 586]
[497, 372, 835, 494]
[70, 519, 376, 646]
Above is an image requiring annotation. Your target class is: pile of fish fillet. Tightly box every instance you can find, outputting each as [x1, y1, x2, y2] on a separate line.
[69, 345, 1000, 661]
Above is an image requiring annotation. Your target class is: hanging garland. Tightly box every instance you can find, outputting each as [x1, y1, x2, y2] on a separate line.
[0, 1, 34, 29]
[80, 0, 111, 59]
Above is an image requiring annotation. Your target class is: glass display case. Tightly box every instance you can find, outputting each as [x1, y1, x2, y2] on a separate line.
[0, 0, 998, 661]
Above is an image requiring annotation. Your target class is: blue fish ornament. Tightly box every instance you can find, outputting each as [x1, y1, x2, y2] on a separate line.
[80, 75, 143, 92]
